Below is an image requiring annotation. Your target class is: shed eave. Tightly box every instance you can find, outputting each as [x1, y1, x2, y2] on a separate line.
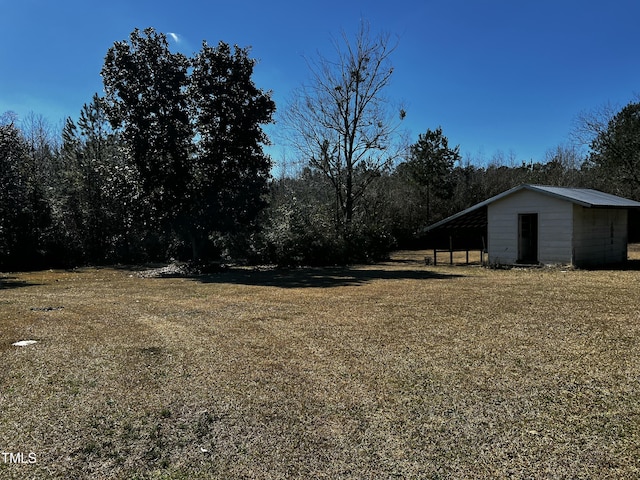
[422, 184, 640, 233]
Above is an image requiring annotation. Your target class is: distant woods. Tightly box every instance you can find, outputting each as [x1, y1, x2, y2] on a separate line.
[1, 26, 639, 270]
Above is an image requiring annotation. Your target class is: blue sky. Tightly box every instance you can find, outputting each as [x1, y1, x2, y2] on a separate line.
[1, 0, 639, 166]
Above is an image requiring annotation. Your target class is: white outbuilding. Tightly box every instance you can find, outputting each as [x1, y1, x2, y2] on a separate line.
[424, 185, 640, 267]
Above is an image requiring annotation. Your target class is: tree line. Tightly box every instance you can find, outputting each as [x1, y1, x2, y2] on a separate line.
[2, 25, 639, 270]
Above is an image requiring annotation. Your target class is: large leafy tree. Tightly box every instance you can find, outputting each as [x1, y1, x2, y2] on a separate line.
[187, 41, 275, 260]
[101, 28, 275, 261]
[587, 101, 640, 199]
[283, 22, 405, 245]
[101, 27, 193, 227]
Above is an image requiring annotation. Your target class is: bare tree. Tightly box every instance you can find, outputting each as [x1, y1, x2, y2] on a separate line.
[570, 101, 620, 150]
[19, 111, 60, 205]
[282, 22, 406, 236]
[542, 144, 585, 186]
[0, 111, 18, 126]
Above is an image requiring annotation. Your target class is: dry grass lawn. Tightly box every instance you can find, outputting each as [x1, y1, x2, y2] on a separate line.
[1, 247, 640, 478]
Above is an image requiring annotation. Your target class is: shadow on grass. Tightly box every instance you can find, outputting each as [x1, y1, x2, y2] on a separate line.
[622, 259, 640, 271]
[0, 276, 41, 290]
[383, 258, 420, 265]
[581, 259, 640, 271]
[183, 266, 463, 289]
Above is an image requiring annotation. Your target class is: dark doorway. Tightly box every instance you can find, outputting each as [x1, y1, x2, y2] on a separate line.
[518, 213, 538, 263]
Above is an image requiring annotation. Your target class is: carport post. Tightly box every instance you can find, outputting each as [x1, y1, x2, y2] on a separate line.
[482, 236, 486, 266]
[449, 236, 453, 265]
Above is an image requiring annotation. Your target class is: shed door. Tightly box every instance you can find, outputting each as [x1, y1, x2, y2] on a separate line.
[518, 213, 538, 263]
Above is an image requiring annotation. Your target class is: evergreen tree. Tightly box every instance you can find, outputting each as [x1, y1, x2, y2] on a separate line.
[60, 95, 144, 263]
[406, 127, 461, 224]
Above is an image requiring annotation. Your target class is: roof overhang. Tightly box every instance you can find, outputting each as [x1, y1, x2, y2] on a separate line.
[423, 184, 640, 234]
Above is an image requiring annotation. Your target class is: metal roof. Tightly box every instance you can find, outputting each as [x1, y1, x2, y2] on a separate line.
[524, 185, 640, 208]
[424, 185, 640, 233]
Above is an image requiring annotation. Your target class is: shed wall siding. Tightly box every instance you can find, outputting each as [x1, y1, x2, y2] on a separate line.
[572, 206, 627, 266]
[487, 190, 573, 265]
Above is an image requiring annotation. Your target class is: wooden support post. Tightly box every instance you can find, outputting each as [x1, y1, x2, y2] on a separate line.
[481, 236, 487, 266]
[449, 236, 453, 265]
[466, 249, 469, 265]
[433, 248, 437, 266]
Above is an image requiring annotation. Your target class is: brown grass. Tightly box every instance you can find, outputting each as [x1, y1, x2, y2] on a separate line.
[1, 248, 640, 478]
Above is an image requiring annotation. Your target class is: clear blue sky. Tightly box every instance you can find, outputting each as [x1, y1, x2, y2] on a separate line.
[1, 0, 639, 165]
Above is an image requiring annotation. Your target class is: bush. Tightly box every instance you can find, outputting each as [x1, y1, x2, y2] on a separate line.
[256, 197, 395, 267]
[257, 200, 340, 266]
